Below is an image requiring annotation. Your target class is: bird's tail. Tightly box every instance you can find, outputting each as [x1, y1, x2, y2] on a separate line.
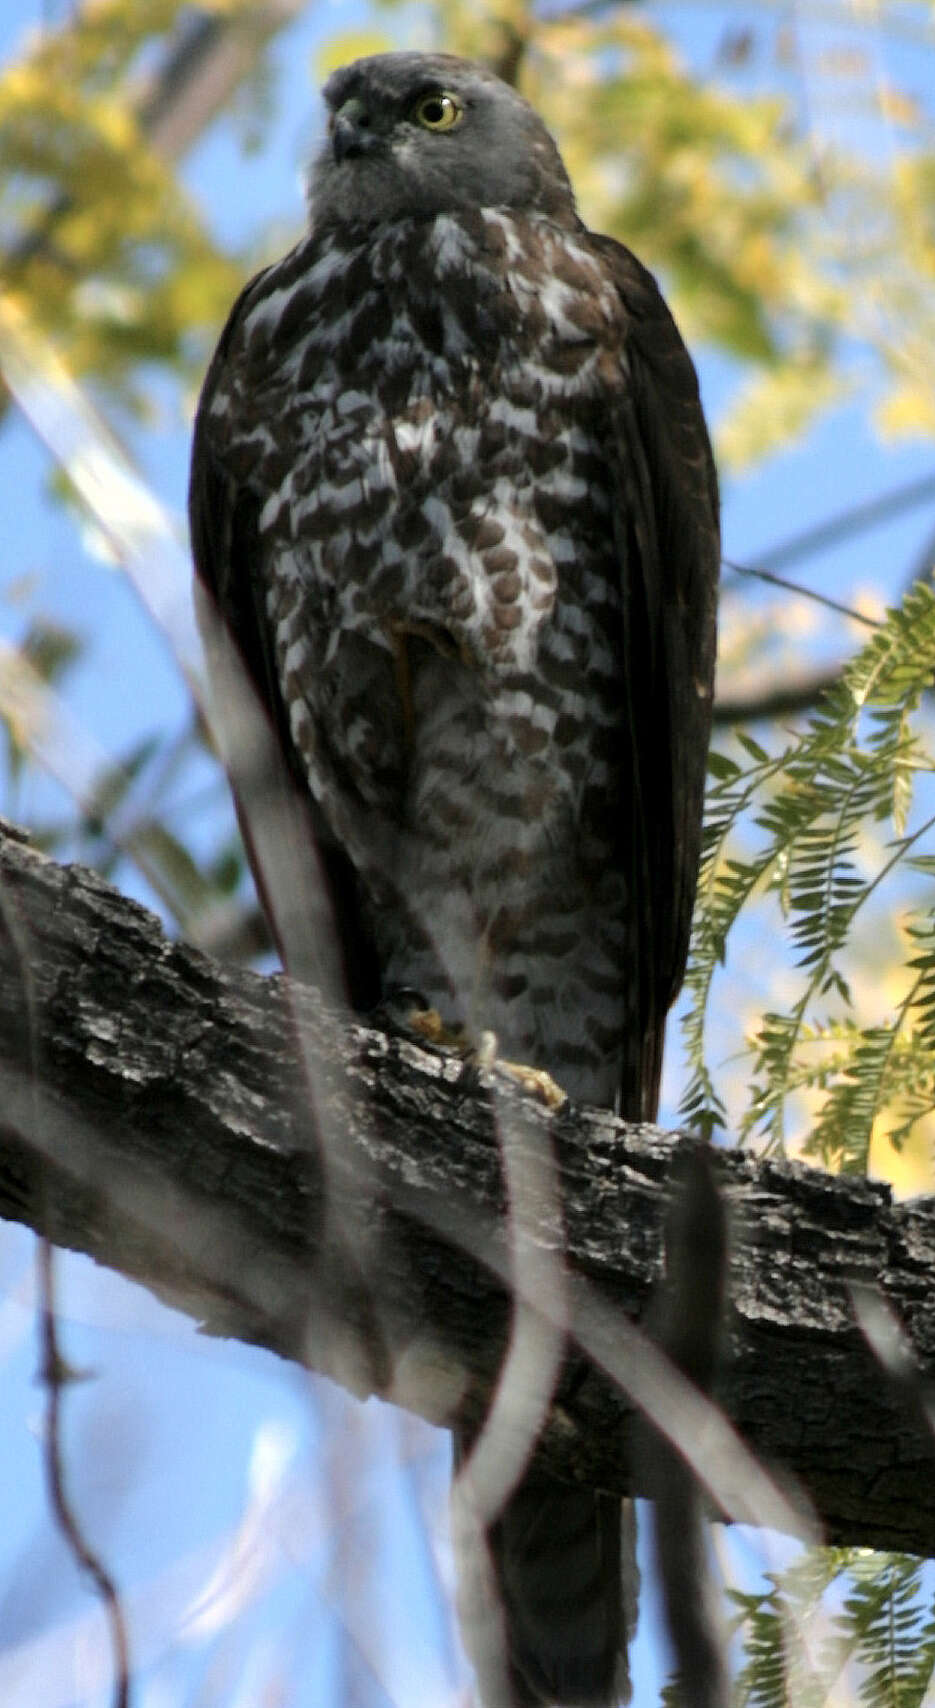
[453, 1437, 638, 1708]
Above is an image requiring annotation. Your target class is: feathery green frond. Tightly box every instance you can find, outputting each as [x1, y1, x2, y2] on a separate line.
[730, 1550, 935, 1708]
[682, 584, 935, 1165]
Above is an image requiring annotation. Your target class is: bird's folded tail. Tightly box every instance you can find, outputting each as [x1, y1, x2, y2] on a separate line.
[453, 1440, 638, 1708]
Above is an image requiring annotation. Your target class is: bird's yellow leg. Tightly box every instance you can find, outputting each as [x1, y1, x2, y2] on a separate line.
[404, 1012, 566, 1109]
[467, 939, 567, 1109]
[406, 1004, 471, 1051]
[474, 1030, 567, 1111]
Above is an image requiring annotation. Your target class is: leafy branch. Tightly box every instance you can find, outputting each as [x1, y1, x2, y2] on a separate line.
[682, 582, 935, 1167]
[730, 1549, 935, 1708]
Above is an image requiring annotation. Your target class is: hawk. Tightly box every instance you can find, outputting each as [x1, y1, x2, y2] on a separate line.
[190, 50, 719, 1708]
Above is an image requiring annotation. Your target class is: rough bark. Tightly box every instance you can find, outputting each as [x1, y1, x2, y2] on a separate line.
[0, 825, 932, 1557]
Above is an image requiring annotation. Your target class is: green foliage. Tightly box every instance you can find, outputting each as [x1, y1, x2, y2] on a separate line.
[0, 0, 245, 418]
[682, 583, 935, 1168]
[730, 1549, 935, 1708]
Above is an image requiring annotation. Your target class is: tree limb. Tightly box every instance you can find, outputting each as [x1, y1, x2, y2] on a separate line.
[713, 666, 843, 725]
[0, 827, 933, 1556]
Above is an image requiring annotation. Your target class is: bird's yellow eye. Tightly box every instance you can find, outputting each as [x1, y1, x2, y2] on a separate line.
[413, 91, 463, 132]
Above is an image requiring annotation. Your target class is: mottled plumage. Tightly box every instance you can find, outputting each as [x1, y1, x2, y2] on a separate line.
[191, 50, 718, 1708]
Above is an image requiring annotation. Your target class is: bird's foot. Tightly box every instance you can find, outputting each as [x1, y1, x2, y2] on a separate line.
[376, 987, 471, 1052]
[471, 1029, 567, 1110]
[408, 1005, 471, 1052]
[376, 996, 565, 1108]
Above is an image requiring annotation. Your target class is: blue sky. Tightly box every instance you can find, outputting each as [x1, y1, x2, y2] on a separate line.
[1, 1, 934, 1704]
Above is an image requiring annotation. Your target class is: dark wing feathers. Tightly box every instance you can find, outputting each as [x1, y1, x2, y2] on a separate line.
[189, 273, 382, 1006]
[596, 236, 720, 1117]
[189, 269, 291, 769]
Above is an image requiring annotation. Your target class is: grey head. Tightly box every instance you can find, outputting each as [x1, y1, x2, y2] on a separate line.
[308, 52, 577, 230]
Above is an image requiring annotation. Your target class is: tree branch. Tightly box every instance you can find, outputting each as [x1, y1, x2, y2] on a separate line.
[713, 666, 843, 725]
[0, 827, 932, 1555]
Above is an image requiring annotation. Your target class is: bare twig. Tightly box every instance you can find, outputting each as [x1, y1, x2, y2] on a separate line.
[37, 1240, 131, 1708]
[722, 558, 881, 629]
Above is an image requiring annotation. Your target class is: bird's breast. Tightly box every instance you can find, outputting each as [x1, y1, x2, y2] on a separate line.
[210, 205, 625, 759]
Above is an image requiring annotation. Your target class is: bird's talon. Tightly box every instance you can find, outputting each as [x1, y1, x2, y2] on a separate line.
[498, 1059, 567, 1110]
[468, 1029, 566, 1108]
[407, 1004, 446, 1044]
[408, 1005, 471, 1052]
[372, 987, 429, 1034]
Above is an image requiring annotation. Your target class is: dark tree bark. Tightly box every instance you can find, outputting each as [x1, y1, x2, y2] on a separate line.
[0, 825, 933, 1556]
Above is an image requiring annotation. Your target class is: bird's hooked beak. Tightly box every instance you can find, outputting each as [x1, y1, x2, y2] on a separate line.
[330, 97, 377, 163]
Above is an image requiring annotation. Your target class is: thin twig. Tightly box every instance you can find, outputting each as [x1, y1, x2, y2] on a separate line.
[36, 1241, 132, 1708]
[722, 558, 881, 629]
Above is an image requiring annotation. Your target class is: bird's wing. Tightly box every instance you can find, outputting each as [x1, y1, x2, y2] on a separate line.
[188, 270, 381, 1005]
[594, 234, 720, 1119]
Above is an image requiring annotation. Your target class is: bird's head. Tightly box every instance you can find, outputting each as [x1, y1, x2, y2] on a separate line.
[308, 52, 576, 230]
